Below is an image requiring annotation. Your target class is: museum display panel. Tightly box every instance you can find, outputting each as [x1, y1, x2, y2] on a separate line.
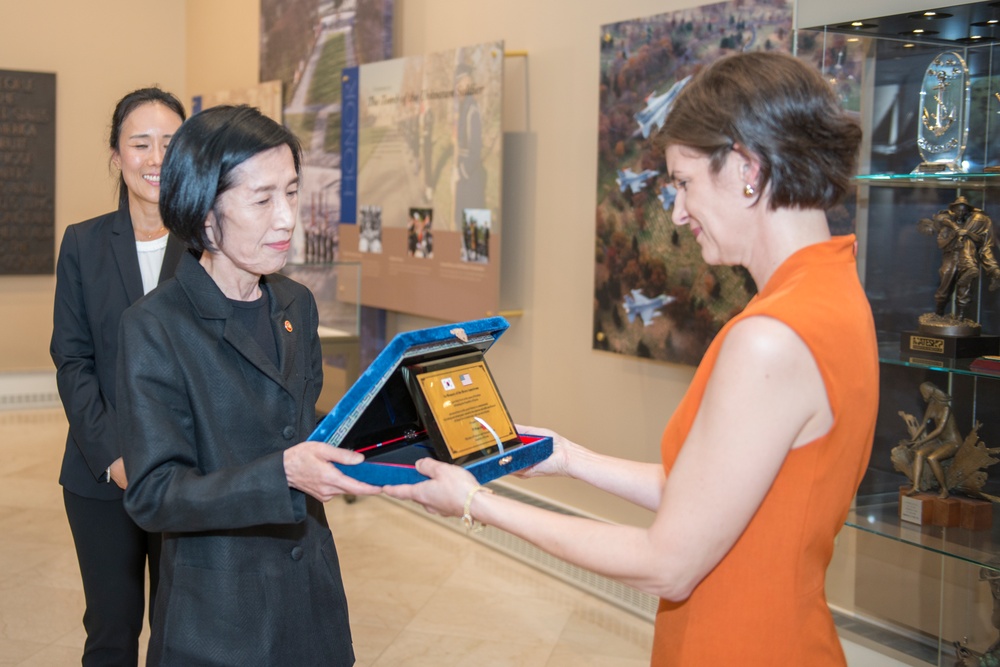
[806, 4, 1000, 664]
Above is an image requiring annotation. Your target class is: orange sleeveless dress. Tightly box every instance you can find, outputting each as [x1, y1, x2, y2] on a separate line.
[650, 235, 878, 665]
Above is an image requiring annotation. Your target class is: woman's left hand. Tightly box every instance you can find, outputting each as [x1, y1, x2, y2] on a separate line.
[283, 441, 382, 502]
[382, 457, 479, 518]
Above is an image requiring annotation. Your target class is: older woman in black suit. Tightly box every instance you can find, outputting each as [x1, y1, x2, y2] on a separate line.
[51, 87, 185, 666]
[117, 105, 379, 666]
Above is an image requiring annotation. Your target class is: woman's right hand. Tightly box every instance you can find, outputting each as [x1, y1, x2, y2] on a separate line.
[513, 424, 579, 479]
[283, 441, 381, 502]
[109, 457, 128, 489]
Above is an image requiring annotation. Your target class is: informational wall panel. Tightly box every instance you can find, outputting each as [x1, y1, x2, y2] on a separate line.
[339, 40, 504, 321]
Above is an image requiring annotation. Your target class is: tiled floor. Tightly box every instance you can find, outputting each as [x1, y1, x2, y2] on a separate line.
[0, 408, 654, 666]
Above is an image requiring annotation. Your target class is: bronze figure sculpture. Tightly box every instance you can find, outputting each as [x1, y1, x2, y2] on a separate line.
[892, 381, 1000, 499]
[917, 196, 1000, 336]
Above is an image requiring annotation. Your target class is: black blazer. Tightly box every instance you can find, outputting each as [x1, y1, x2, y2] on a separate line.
[51, 207, 183, 500]
[118, 253, 353, 666]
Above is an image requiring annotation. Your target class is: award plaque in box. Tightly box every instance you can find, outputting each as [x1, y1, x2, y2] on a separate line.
[402, 351, 522, 466]
[309, 317, 553, 485]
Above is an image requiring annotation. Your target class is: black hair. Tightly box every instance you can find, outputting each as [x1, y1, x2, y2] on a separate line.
[159, 105, 302, 253]
[109, 87, 186, 209]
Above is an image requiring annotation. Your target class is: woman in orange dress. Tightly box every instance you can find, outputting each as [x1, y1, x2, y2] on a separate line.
[385, 51, 877, 665]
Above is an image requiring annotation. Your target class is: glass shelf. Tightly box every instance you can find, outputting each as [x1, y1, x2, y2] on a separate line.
[856, 172, 1000, 189]
[847, 493, 1000, 571]
[878, 341, 1000, 379]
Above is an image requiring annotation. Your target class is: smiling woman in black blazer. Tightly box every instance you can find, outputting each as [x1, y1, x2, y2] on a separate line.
[51, 87, 186, 666]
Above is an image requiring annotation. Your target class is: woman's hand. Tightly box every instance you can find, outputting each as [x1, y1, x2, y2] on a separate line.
[382, 457, 479, 518]
[283, 441, 381, 502]
[513, 424, 577, 479]
[109, 457, 128, 489]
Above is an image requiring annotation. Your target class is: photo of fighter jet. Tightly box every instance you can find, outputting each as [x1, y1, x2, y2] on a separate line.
[616, 168, 659, 194]
[657, 183, 677, 210]
[623, 289, 676, 326]
[634, 75, 690, 139]
[595, 2, 818, 365]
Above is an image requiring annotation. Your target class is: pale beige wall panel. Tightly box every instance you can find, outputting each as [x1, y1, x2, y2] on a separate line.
[0, 0, 185, 371]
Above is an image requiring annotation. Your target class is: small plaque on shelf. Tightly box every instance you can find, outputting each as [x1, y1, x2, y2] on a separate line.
[900, 331, 1000, 359]
[900, 491, 931, 525]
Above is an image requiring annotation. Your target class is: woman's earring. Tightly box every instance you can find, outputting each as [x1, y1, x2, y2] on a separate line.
[743, 183, 756, 198]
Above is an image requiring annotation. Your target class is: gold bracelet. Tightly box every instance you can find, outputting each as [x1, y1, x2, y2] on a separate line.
[462, 485, 493, 533]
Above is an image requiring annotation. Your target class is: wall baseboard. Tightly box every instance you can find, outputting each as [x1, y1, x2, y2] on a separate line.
[0, 371, 60, 410]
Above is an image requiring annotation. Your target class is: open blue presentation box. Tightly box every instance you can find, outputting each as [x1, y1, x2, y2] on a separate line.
[309, 317, 553, 485]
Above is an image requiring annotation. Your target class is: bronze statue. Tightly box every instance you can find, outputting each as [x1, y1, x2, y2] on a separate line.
[917, 196, 1000, 336]
[892, 381, 1000, 499]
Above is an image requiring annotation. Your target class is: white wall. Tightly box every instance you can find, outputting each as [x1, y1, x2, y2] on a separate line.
[0, 1, 186, 372]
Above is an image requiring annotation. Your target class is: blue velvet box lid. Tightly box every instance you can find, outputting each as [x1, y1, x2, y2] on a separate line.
[310, 317, 553, 485]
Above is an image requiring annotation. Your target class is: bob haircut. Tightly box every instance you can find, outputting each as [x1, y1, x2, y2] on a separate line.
[109, 87, 187, 210]
[159, 104, 302, 253]
[657, 51, 862, 211]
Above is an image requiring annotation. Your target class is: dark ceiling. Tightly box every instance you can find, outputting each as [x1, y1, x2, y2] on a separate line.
[806, 1, 1000, 46]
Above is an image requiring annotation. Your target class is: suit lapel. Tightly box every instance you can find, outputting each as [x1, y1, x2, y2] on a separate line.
[176, 253, 299, 397]
[223, 316, 287, 389]
[159, 235, 185, 283]
[110, 208, 144, 305]
[267, 279, 299, 389]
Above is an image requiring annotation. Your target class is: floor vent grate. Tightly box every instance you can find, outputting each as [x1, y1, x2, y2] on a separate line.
[385, 482, 659, 622]
[0, 372, 61, 411]
[0, 391, 62, 411]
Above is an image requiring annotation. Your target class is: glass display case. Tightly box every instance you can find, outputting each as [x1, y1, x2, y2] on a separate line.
[805, 5, 1000, 664]
[280, 262, 362, 413]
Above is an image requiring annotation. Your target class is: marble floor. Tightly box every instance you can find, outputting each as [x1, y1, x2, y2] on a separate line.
[0, 408, 655, 666]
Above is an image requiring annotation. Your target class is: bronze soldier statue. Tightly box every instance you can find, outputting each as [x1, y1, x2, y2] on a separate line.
[918, 196, 1000, 335]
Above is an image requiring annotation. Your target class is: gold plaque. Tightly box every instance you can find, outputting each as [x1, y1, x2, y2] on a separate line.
[908, 335, 945, 354]
[406, 352, 519, 463]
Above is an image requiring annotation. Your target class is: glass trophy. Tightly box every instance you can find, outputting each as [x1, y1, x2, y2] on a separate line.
[913, 51, 970, 174]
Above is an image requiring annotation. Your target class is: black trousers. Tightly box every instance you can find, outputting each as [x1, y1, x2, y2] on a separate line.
[64, 489, 160, 667]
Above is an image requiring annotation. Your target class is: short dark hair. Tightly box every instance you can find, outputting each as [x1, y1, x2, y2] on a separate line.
[109, 87, 187, 209]
[159, 105, 302, 253]
[657, 52, 861, 211]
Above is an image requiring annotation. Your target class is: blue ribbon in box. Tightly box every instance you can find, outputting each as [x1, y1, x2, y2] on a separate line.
[310, 317, 553, 485]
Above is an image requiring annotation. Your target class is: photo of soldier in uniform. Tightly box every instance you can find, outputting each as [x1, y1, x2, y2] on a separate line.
[461, 208, 491, 264]
[359, 205, 383, 254]
[407, 207, 434, 258]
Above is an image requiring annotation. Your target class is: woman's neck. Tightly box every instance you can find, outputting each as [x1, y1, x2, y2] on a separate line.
[745, 208, 832, 290]
[128, 195, 166, 239]
[199, 252, 262, 302]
